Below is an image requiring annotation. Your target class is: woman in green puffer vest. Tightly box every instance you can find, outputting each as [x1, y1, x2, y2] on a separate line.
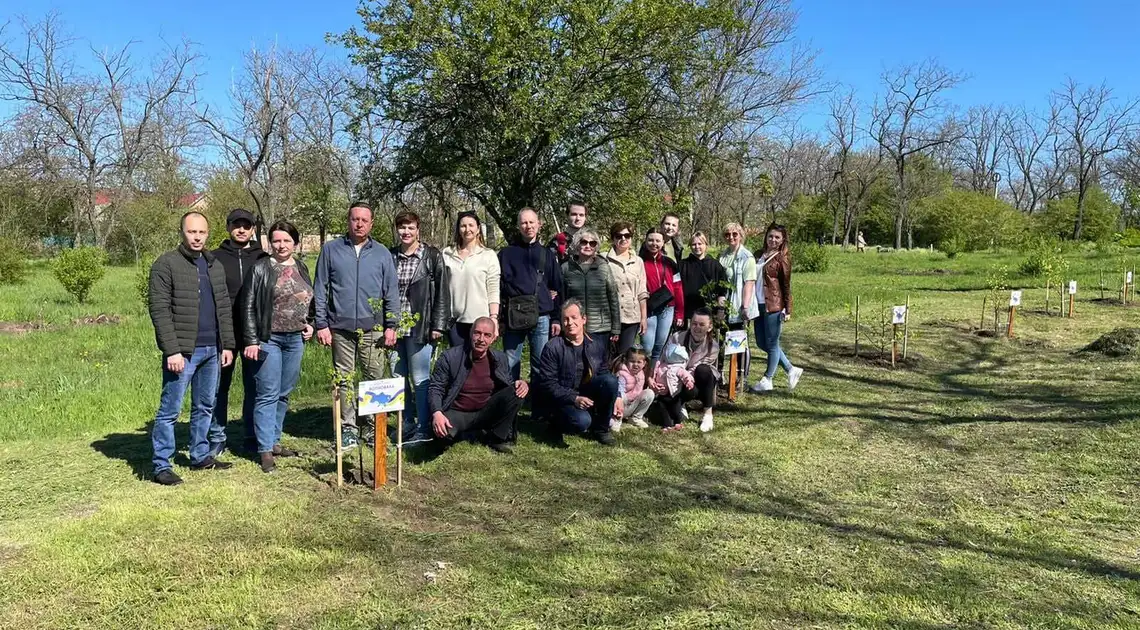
[560, 228, 621, 348]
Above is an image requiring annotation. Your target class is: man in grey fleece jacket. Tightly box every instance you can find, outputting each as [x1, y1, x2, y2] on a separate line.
[314, 201, 400, 448]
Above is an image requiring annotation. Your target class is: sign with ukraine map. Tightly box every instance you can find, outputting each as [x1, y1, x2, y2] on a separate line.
[358, 378, 405, 415]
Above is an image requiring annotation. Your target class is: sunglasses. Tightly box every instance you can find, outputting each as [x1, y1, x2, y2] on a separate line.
[614, 233, 632, 240]
[580, 240, 599, 247]
[724, 232, 740, 238]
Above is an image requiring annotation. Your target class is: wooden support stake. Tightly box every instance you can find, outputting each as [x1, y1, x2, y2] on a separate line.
[373, 413, 388, 489]
[1099, 271, 1105, 300]
[1068, 293, 1074, 318]
[891, 324, 898, 367]
[396, 410, 403, 486]
[728, 353, 738, 402]
[1007, 305, 1016, 338]
[902, 295, 910, 360]
[980, 296, 987, 330]
[333, 389, 343, 488]
[854, 295, 861, 357]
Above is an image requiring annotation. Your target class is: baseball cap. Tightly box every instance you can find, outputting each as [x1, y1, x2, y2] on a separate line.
[226, 208, 256, 225]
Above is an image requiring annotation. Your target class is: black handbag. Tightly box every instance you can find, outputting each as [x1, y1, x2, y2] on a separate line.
[646, 257, 675, 314]
[505, 247, 546, 331]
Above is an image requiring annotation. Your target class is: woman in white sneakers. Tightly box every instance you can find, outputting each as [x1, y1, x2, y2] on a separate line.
[750, 223, 802, 393]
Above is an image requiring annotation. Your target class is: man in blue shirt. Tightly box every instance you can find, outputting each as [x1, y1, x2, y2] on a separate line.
[314, 201, 400, 449]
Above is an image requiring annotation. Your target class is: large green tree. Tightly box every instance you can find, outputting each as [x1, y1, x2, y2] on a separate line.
[339, 0, 733, 235]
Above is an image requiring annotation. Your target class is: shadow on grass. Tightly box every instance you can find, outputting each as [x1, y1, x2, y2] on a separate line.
[90, 423, 193, 479]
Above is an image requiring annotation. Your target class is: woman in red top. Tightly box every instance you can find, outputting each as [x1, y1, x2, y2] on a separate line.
[640, 227, 684, 367]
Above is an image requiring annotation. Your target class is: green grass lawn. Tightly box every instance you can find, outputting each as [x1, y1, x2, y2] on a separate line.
[1, 249, 1139, 629]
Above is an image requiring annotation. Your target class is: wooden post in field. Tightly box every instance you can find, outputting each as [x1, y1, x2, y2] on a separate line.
[1099, 271, 1105, 300]
[333, 388, 343, 488]
[728, 354, 738, 402]
[396, 411, 403, 487]
[373, 413, 387, 489]
[980, 295, 987, 330]
[854, 295, 861, 357]
[902, 295, 910, 360]
[1008, 290, 1021, 338]
[891, 324, 898, 367]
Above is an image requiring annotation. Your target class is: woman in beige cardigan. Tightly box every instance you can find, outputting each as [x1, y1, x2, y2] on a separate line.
[604, 221, 648, 354]
[442, 211, 501, 347]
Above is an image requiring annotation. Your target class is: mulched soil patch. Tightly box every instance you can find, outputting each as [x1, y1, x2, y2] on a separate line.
[0, 322, 47, 334]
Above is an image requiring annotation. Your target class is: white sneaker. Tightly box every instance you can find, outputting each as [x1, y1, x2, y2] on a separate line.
[680, 407, 690, 420]
[628, 416, 650, 429]
[699, 410, 714, 433]
[750, 377, 773, 393]
[788, 366, 804, 391]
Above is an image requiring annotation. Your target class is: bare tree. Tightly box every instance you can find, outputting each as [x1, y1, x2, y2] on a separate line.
[825, 90, 883, 246]
[871, 60, 964, 248]
[0, 15, 199, 246]
[954, 105, 1007, 194]
[651, 0, 821, 225]
[197, 46, 292, 228]
[1053, 79, 1138, 239]
[1001, 104, 1066, 213]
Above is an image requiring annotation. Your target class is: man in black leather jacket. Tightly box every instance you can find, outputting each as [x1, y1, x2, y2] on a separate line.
[391, 211, 452, 443]
[210, 208, 268, 454]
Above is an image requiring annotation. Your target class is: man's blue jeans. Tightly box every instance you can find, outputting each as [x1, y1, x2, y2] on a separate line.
[213, 353, 256, 450]
[556, 373, 620, 434]
[754, 310, 793, 379]
[392, 336, 435, 435]
[503, 314, 551, 380]
[250, 332, 305, 453]
[151, 345, 221, 475]
[642, 305, 674, 366]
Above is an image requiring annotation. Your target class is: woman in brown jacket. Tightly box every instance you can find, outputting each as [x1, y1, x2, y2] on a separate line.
[750, 224, 803, 393]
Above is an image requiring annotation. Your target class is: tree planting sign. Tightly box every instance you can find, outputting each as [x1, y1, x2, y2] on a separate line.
[724, 330, 748, 355]
[1069, 281, 1077, 295]
[1009, 290, 1022, 307]
[892, 305, 907, 325]
[358, 378, 405, 415]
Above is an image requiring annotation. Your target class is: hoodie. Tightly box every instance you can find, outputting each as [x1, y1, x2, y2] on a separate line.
[212, 238, 269, 338]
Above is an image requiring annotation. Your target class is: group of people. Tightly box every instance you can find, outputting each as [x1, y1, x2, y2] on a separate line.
[144, 200, 802, 486]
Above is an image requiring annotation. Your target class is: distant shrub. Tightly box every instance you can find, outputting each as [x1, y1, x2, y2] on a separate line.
[791, 242, 831, 273]
[52, 247, 107, 303]
[1117, 228, 1140, 248]
[0, 238, 29, 284]
[939, 236, 966, 259]
[136, 256, 155, 308]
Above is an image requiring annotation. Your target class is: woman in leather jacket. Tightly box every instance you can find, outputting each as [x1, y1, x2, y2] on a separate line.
[240, 221, 315, 473]
[749, 224, 803, 394]
[391, 211, 452, 443]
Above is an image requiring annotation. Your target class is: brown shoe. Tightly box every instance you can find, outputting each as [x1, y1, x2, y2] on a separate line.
[259, 452, 276, 474]
[272, 444, 299, 458]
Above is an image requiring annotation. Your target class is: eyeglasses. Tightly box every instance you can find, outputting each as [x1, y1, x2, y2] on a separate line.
[581, 240, 599, 247]
[614, 233, 631, 240]
[724, 232, 740, 238]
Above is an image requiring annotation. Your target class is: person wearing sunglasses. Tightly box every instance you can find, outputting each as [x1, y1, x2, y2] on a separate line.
[604, 222, 648, 355]
[560, 228, 621, 346]
[718, 222, 758, 391]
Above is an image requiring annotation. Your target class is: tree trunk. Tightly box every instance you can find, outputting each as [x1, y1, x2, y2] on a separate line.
[1072, 183, 1087, 240]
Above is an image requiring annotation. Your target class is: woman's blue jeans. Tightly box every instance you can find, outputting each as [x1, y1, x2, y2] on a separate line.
[393, 337, 435, 435]
[251, 332, 305, 454]
[754, 310, 793, 379]
[641, 305, 674, 366]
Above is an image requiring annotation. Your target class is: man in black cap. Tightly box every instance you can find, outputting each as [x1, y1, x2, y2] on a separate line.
[211, 208, 268, 454]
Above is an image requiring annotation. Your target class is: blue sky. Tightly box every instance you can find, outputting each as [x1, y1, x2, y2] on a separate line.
[4, 0, 1138, 128]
